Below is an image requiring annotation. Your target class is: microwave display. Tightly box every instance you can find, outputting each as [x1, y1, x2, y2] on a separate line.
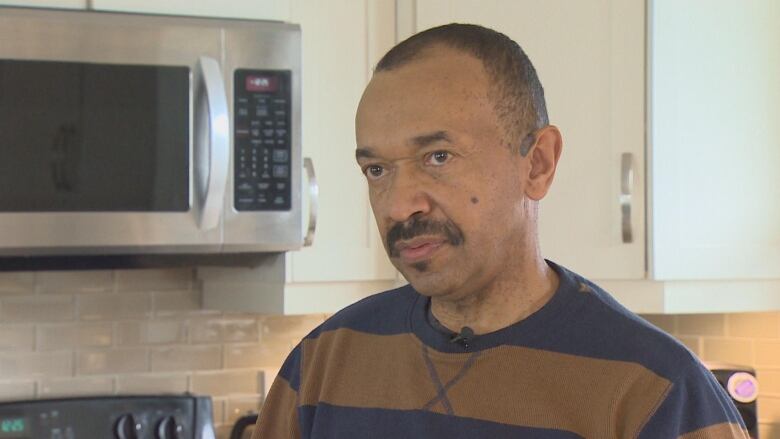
[234, 69, 292, 211]
[0, 59, 190, 213]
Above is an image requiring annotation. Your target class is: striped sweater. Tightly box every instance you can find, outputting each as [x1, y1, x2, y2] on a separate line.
[254, 262, 748, 438]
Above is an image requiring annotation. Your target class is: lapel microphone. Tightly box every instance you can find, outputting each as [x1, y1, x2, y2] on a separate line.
[450, 326, 474, 348]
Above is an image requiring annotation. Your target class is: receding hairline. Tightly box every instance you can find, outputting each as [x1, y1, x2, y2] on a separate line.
[372, 23, 550, 155]
[374, 42, 474, 72]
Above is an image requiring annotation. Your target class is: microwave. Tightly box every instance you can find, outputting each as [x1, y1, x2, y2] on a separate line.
[0, 7, 315, 258]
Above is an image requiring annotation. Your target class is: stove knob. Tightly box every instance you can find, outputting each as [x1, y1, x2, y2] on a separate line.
[156, 416, 183, 439]
[115, 414, 140, 439]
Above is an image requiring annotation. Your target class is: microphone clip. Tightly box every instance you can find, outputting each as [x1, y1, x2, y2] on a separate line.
[449, 326, 474, 349]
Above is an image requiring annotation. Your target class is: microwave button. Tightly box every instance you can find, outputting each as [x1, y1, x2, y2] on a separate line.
[275, 119, 287, 127]
[262, 128, 274, 137]
[273, 196, 285, 205]
[251, 128, 260, 138]
[238, 182, 254, 194]
[258, 182, 270, 190]
[235, 127, 250, 137]
[257, 194, 268, 204]
[276, 139, 285, 146]
[274, 109, 286, 116]
[238, 106, 249, 117]
[272, 149, 289, 163]
[264, 120, 274, 127]
[255, 106, 269, 117]
[272, 165, 289, 178]
[263, 139, 275, 146]
[273, 98, 287, 105]
[275, 128, 287, 138]
[275, 182, 286, 191]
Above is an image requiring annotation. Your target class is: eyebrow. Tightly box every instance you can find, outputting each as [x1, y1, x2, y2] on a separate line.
[355, 148, 376, 161]
[355, 130, 453, 162]
[412, 130, 452, 148]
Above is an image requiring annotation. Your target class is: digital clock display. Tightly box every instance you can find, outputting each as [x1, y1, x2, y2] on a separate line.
[0, 417, 28, 438]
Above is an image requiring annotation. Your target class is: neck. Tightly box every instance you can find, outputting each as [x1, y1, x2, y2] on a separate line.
[429, 256, 559, 335]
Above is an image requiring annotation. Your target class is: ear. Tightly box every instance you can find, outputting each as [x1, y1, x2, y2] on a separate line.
[524, 125, 563, 201]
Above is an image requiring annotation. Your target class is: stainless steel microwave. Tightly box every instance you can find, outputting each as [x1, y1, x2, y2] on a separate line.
[0, 7, 315, 257]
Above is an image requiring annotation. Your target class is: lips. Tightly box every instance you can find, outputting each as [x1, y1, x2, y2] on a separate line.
[395, 238, 445, 262]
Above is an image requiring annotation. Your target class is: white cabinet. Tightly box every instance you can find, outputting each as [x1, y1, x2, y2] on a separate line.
[90, 0, 290, 21]
[0, 0, 84, 9]
[408, 0, 780, 313]
[0, 0, 289, 20]
[649, 0, 780, 281]
[286, 0, 397, 284]
[413, 0, 646, 280]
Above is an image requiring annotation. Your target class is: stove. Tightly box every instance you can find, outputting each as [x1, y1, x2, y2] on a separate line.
[0, 395, 215, 439]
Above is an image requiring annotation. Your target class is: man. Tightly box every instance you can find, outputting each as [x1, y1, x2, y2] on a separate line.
[254, 24, 748, 438]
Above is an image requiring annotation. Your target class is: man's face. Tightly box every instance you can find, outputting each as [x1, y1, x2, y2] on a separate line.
[355, 46, 535, 300]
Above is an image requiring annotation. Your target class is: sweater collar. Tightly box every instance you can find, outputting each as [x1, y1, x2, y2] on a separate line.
[408, 260, 584, 353]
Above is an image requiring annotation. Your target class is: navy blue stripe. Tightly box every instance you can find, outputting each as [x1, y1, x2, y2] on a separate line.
[277, 344, 302, 392]
[299, 403, 583, 439]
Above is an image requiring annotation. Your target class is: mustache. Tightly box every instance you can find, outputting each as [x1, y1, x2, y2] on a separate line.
[386, 217, 464, 257]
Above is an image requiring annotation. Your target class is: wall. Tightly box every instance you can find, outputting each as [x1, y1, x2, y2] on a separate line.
[643, 313, 780, 438]
[0, 268, 326, 438]
[2, 268, 779, 437]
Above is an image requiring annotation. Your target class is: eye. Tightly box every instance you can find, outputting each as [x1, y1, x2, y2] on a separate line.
[425, 150, 451, 167]
[363, 164, 385, 180]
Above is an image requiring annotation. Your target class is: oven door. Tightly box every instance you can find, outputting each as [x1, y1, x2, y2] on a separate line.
[0, 8, 229, 255]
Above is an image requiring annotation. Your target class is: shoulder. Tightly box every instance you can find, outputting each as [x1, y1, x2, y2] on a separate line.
[305, 284, 419, 341]
[546, 263, 698, 380]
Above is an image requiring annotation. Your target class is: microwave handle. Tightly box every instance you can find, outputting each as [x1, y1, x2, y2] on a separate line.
[303, 157, 318, 247]
[197, 56, 230, 230]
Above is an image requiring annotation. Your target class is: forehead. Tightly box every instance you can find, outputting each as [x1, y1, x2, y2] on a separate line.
[356, 46, 499, 152]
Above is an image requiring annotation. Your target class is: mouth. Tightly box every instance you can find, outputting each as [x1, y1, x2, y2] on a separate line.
[394, 238, 445, 263]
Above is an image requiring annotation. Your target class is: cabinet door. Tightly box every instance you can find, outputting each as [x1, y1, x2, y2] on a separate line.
[413, 0, 646, 280]
[650, 0, 780, 280]
[287, 0, 397, 282]
[0, 0, 84, 8]
[90, 0, 290, 21]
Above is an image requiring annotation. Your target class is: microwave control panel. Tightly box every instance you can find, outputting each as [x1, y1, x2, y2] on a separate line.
[234, 69, 292, 211]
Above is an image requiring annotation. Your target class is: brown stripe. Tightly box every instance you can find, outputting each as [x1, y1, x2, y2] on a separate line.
[300, 329, 440, 410]
[299, 328, 672, 437]
[253, 376, 300, 439]
[678, 422, 750, 439]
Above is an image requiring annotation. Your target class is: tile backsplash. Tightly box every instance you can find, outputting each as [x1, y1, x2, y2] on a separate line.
[643, 312, 780, 438]
[2, 268, 780, 437]
[0, 268, 327, 439]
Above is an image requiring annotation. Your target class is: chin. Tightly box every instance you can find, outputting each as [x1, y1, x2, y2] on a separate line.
[390, 249, 463, 293]
[397, 265, 454, 297]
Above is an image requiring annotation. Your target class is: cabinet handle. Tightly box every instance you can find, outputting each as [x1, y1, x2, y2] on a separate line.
[303, 157, 318, 247]
[620, 152, 634, 243]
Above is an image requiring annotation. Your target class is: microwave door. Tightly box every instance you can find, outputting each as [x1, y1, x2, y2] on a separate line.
[0, 9, 226, 255]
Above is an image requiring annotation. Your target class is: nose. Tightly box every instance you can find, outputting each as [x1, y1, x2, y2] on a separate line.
[385, 171, 432, 224]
